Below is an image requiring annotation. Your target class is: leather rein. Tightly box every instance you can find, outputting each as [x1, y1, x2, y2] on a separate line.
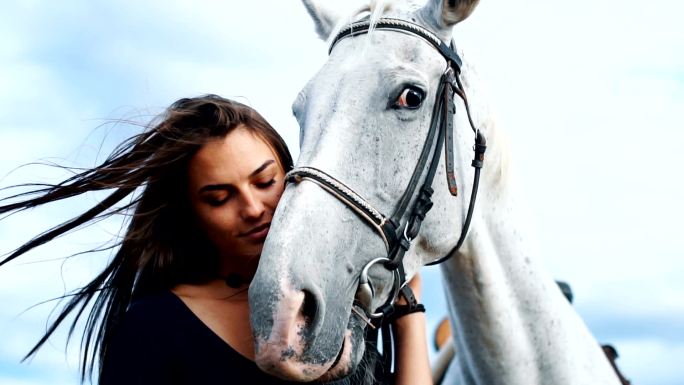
[285, 18, 486, 326]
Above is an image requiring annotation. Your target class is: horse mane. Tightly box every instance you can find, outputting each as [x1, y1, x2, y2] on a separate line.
[458, 54, 512, 190]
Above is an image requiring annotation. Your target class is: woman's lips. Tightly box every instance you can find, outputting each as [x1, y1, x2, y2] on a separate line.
[241, 222, 270, 240]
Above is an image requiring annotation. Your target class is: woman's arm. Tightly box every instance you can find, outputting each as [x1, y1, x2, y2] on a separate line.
[392, 273, 433, 385]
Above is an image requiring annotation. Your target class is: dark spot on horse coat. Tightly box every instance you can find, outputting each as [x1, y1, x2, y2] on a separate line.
[281, 347, 295, 361]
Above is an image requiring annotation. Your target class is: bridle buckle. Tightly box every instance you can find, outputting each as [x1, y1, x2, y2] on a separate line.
[402, 221, 413, 244]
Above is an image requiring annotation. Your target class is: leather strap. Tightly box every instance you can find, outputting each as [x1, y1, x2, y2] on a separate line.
[286, 167, 392, 250]
[389, 303, 426, 321]
[330, 18, 462, 72]
[426, 129, 486, 266]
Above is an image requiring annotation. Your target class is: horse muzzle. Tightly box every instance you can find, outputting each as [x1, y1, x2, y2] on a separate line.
[250, 274, 356, 381]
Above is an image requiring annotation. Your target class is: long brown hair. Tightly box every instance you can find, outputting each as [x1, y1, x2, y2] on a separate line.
[0, 94, 293, 381]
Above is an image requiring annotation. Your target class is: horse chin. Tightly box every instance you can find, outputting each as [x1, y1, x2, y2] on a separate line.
[316, 329, 354, 382]
[318, 318, 369, 382]
[319, 313, 372, 380]
[255, 316, 366, 382]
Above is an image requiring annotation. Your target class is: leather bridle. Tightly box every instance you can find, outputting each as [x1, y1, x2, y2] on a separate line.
[285, 18, 486, 326]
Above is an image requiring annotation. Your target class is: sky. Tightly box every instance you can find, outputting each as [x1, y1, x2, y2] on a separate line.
[0, 1, 682, 384]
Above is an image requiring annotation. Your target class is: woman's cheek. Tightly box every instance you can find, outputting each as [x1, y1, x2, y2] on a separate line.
[199, 209, 231, 238]
[272, 187, 285, 207]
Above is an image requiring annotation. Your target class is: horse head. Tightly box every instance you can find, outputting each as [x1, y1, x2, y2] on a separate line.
[249, 0, 483, 381]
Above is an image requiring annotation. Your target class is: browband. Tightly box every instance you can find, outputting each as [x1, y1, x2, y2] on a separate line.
[329, 17, 463, 72]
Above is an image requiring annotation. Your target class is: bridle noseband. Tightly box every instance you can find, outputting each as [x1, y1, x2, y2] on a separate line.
[286, 18, 487, 325]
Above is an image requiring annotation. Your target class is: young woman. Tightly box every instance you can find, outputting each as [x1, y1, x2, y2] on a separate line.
[0, 95, 431, 384]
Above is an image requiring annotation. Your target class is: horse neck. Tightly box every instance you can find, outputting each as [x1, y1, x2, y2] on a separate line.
[436, 73, 621, 385]
[439, 182, 621, 384]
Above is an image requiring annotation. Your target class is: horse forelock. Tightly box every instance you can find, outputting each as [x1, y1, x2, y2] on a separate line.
[326, 0, 420, 46]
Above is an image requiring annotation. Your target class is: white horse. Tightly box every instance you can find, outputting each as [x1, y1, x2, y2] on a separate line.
[249, 1, 622, 384]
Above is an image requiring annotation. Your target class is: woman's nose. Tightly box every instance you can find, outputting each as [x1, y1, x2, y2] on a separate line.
[241, 189, 265, 220]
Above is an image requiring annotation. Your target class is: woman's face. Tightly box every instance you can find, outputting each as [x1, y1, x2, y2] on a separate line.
[187, 125, 286, 273]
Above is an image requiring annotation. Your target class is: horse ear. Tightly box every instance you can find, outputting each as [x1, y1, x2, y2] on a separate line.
[419, 0, 480, 35]
[301, 0, 341, 41]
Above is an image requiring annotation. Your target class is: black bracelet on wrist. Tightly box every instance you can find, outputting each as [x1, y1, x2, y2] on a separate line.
[390, 303, 425, 321]
[386, 285, 426, 323]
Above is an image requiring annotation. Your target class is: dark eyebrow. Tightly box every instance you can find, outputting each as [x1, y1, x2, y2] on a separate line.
[198, 160, 276, 194]
[249, 159, 275, 178]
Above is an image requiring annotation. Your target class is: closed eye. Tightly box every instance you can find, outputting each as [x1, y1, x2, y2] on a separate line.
[203, 192, 232, 207]
[256, 179, 276, 188]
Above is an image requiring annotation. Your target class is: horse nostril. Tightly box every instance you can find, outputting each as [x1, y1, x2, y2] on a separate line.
[301, 289, 318, 328]
[296, 287, 325, 339]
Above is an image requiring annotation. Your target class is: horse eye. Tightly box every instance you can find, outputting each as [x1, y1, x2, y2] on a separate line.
[395, 87, 424, 109]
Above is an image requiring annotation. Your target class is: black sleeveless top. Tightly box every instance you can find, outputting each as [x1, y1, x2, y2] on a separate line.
[99, 290, 315, 385]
